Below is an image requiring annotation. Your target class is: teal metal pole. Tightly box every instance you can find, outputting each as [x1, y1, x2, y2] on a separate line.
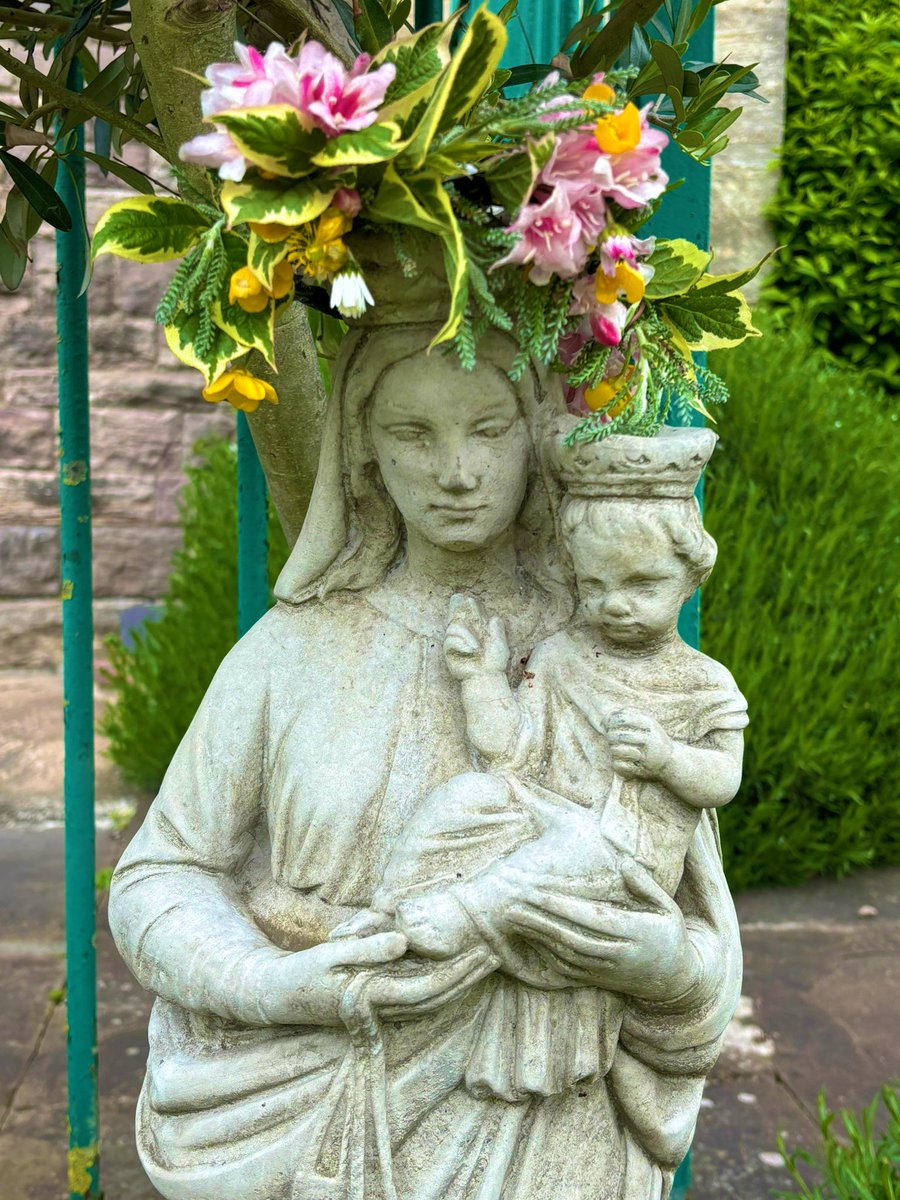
[236, 411, 269, 636]
[648, 15, 716, 1195]
[56, 67, 101, 1200]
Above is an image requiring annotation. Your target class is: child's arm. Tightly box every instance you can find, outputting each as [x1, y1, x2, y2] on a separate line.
[605, 709, 743, 809]
[444, 594, 525, 763]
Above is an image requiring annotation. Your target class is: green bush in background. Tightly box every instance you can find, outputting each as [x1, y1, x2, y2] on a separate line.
[99, 439, 288, 790]
[705, 322, 900, 889]
[775, 1084, 899, 1199]
[762, 0, 899, 391]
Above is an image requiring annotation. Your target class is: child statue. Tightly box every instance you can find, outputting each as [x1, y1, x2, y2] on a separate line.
[333, 424, 748, 1102]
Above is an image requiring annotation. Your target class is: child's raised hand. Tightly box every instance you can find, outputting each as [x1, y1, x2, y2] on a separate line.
[605, 708, 674, 781]
[444, 593, 509, 681]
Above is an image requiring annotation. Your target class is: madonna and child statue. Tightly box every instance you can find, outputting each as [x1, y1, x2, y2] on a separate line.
[109, 277, 746, 1199]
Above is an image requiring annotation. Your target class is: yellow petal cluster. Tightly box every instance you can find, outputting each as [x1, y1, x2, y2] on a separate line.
[287, 207, 353, 284]
[228, 260, 295, 313]
[594, 101, 641, 154]
[584, 368, 634, 416]
[594, 260, 646, 306]
[202, 368, 279, 414]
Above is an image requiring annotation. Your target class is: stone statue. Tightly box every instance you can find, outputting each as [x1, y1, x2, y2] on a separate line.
[109, 319, 744, 1200]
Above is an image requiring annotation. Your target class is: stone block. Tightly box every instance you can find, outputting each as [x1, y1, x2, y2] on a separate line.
[154, 474, 186, 525]
[116, 258, 177, 317]
[0, 469, 157, 525]
[0, 597, 135, 669]
[0, 408, 56, 468]
[91, 408, 183, 474]
[3, 313, 57, 363]
[3, 367, 58, 408]
[0, 526, 60, 598]
[89, 367, 199, 410]
[86, 253, 119, 317]
[93, 524, 181, 597]
[89, 316, 158, 366]
[182, 407, 236, 459]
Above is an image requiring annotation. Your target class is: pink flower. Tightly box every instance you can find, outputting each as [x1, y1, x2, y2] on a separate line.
[202, 42, 300, 117]
[179, 129, 247, 181]
[604, 109, 669, 209]
[599, 233, 655, 272]
[296, 44, 396, 137]
[494, 188, 589, 284]
[570, 274, 628, 347]
[332, 186, 362, 217]
[540, 132, 609, 246]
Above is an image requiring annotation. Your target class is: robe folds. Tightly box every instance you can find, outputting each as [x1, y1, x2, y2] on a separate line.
[109, 593, 742, 1200]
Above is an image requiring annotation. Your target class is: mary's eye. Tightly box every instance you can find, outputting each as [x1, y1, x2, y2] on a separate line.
[472, 422, 511, 439]
[388, 425, 430, 443]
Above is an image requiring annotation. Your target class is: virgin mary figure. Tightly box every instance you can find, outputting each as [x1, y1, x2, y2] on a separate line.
[109, 313, 741, 1200]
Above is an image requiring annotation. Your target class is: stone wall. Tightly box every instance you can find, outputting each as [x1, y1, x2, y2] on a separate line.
[711, 0, 789, 290]
[0, 83, 233, 669]
[0, 0, 788, 670]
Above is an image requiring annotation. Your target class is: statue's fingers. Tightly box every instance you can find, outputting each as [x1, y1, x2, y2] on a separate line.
[323, 931, 407, 968]
[510, 904, 620, 959]
[518, 891, 630, 936]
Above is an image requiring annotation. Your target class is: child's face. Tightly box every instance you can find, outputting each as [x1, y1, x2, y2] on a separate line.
[567, 523, 693, 647]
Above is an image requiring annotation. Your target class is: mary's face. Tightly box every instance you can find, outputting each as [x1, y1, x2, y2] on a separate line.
[369, 354, 531, 552]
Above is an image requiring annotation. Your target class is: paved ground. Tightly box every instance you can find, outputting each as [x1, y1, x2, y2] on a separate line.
[1, 671, 898, 1200]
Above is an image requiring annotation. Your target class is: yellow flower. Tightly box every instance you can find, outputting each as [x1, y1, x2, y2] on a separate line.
[229, 266, 269, 313]
[583, 81, 616, 105]
[287, 207, 354, 284]
[248, 221, 294, 244]
[594, 260, 646, 306]
[270, 258, 295, 300]
[594, 102, 641, 154]
[584, 367, 634, 415]
[201, 368, 279, 414]
[228, 260, 295, 312]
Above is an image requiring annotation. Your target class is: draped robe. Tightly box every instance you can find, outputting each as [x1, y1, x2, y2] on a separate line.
[109, 588, 742, 1200]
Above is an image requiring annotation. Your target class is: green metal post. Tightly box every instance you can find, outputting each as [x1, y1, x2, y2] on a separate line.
[236, 412, 269, 637]
[414, 0, 443, 26]
[647, 14, 716, 1196]
[490, 0, 580, 67]
[56, 67, 101, 1200]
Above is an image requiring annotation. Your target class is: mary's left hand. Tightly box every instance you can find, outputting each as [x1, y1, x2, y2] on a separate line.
[505, 860, 703, 1004]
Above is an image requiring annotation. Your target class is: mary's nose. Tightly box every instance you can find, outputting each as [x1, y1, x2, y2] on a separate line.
[437, 451, 478, 492]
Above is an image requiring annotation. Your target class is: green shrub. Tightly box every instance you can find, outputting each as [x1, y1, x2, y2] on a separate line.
[705, 323, 900, 889]
[100, 439, 289, 789]
[762, 1, 899, 391]
[775, 1085, 900, 1199]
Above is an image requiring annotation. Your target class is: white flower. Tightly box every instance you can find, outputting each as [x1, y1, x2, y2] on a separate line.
[330, 269, 374, 319]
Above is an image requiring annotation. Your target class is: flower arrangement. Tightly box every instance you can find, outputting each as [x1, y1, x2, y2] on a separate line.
[92, 5, 765, 438]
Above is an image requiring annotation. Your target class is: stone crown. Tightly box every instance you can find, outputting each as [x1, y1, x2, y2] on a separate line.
[549, 424, 718, 499]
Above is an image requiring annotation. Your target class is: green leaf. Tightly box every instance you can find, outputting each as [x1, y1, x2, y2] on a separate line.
[220, 174, 341, 228]
[0, 149, 72, 232]
[214, 106, 326, 177]
[660, 288, 761, 351]
[92, 196, 208, 262]
[399, 7, 507, 170]
[406, 173, 467, 347]
[696, 248, 777, 296]
[0, 217, 27, 290]
[81, 152, 156, 194]
[248, 231, 290, 290]
[375, 20, 455, 124]
[310, 121, 404, 167]
[484, 134, 554, 213]
[356, 0, 395, 54]
[368, 162, 447, 235]
[164, 309, 248, 385]
[210, 232, 276, 365]
[644, 238, 712, 299]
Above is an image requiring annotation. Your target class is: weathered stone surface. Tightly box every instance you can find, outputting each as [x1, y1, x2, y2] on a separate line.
[91, 408, 183, 474]
[0, 527, 60, 597]
[88, 315, 159, 364]
[2, 367, 58, 408]
[0, 598, 143, 670]
[93, 525, 181, 597]
[0, 409, 56, 469]
[116, 258, 177, 317]
[89, 366, 201, 409]
[711, 0, 789, 291]
[0, 469, 158, 524]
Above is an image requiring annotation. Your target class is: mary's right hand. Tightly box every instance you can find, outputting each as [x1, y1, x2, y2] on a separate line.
[258, 932, 408, 1025]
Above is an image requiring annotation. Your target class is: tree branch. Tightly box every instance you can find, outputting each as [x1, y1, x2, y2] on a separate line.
[0, 42, 170, 158]
[0, 6, 132, 45]
[576, 0, 666, 75]
[252, 0, 357, 63]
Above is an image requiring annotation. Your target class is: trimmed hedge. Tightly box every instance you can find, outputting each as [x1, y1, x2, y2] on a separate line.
[99, 439, 288, 789]
[705, 323, 900, 889]
[762, 0, 899, 390]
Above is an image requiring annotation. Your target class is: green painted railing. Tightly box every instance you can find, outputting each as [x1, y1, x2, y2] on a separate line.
[56, 65, 101, 1200]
